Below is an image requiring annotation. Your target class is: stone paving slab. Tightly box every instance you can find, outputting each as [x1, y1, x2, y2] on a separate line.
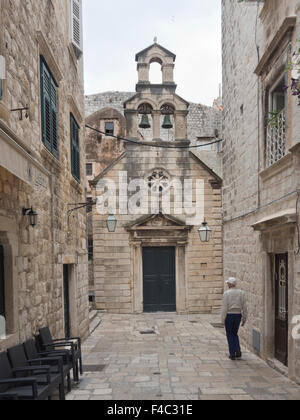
[67, 313, 300, 401]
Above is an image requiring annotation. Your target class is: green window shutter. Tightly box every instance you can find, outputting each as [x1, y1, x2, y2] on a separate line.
[40, 57, 59, 158]
[70, 114, 80, 182]
[51, 78, 59, 158]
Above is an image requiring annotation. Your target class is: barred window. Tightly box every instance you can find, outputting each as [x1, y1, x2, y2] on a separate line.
[86, 197, 94, 214]
[266, 76, 287, 167]
[88, 237, 93, 261]
[86, 163, 93, 176]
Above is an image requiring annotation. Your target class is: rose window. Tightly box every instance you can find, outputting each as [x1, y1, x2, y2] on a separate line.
[147, 169, 170, 195]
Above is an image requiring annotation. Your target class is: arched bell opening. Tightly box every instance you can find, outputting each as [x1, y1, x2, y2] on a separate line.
[160, 104, 175, 142]
[138, 103, 153, 141]
[149, 58, 163, 85]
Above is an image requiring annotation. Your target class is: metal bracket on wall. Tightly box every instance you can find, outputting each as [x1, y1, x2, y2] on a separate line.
[10, 106, 29, 120]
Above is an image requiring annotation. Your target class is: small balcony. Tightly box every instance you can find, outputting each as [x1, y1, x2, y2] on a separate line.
[266, 109, 286, 167]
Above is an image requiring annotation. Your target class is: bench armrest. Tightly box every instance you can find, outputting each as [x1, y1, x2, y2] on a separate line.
[43, 341, 75, 351]
[0, 378, 38, 398]
[28, 357, 63, 374]
[12, 366, 51, 383]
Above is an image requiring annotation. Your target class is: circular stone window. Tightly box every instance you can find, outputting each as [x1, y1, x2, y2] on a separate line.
[147, 169, 171, 195]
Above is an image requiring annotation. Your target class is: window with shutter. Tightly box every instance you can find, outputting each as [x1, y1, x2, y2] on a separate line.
[70, 113, 80, 182]
[40, 57, 59, 158]
[70, 0, 83, 58]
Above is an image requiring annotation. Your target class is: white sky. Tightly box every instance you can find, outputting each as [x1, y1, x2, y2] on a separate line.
[82, 0, 222, 106]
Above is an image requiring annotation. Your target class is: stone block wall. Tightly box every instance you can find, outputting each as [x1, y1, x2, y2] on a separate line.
[0, 0, 89, 349]
[222, 0, 300, 382]
[91, 142, 223, 315]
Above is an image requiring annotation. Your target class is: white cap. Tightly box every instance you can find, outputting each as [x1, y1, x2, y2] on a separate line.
[226, 277, 237, 285]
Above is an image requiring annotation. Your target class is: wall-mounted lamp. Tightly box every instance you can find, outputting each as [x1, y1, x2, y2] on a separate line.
[106, 214, 117, 233]
[198, 220, 212, 243]
[22, 207, 38, 227]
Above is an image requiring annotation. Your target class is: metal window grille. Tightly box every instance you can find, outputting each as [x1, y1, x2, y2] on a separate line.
[266, 109, 286, 167]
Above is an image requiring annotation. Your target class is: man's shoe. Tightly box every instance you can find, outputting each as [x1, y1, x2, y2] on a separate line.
[236, 351, 242, 359]
[229, 355, 236, 360]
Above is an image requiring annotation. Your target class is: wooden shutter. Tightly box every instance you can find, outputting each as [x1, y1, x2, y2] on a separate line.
[70, 114, 80, 182]
[50, 78, 59, 158]
[70, 0, 83, 57]
[41, 58, 59, 157]
[41, 61, 52, 151]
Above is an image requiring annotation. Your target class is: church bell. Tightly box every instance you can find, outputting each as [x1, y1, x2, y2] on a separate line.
[139, 115, 151, 129]
[162, 115, 173, 130]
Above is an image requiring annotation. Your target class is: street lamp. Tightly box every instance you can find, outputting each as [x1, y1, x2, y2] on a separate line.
[106, 214, 117, 233]
[198, 220, 212, 243]
[22, 207, 38, 227]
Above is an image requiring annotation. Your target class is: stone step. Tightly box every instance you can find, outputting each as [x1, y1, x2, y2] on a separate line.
[89, 314, 102, 335]
[89, 309, 98, 323]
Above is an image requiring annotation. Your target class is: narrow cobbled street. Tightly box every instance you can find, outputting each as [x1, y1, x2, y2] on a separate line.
[67, 313, 300, 401]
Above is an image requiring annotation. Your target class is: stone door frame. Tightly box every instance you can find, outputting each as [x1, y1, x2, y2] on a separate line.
[259, 223, 296, 376]
[127, 214, 192, 314]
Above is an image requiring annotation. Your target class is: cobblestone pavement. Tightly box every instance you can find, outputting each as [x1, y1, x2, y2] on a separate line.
[67, 313, 300, 401]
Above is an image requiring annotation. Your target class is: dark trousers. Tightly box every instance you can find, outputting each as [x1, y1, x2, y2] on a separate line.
[225, 314, 242, 357]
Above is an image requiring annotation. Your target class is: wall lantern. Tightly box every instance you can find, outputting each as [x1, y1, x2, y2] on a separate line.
[22, 207, 38, 227]
[198, 220, 212, 243]
[106, 214, 117, 233]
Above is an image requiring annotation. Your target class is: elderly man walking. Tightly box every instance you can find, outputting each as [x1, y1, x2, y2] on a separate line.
[221, 278, 247, 360]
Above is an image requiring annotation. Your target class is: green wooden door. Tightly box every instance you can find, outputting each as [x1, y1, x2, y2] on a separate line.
[143, 247, 176, 313]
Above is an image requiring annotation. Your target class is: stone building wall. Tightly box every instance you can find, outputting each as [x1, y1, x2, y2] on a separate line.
[0, 0, 89, 350]
[90, 143, 223, 315]
[222, 0, 300, 382]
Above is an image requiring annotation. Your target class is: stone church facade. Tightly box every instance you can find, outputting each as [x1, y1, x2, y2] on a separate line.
[0, 0, 89, 350]
[222, 0, 300, 382]
[89, 43, 223, 315]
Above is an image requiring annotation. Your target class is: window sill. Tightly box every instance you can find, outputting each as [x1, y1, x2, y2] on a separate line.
[68, 43, 79, 70]
[259, 153, 293, 182]
[70, 176, 83, 195]
[40, 145, 62, 172]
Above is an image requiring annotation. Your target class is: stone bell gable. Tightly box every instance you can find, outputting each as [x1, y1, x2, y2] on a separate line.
[124, 42, 190, 143]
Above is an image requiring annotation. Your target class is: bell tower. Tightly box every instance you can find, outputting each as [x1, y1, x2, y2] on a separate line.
[124, 41, 190, 143]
